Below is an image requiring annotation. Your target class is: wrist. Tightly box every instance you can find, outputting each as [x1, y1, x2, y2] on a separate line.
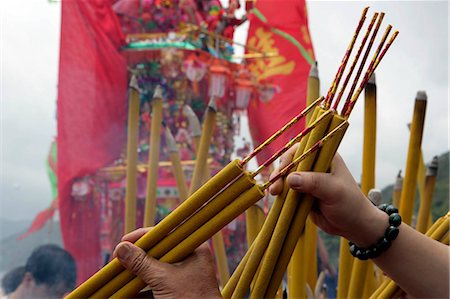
[350, 203, 389, 248]
[349, 203, 402, 260]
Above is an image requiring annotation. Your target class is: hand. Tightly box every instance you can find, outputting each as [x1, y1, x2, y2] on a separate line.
[114, 228, 221, 299]
[269, 146, 387, 247]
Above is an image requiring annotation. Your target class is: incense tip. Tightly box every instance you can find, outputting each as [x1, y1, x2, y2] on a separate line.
[129, 75, 139, 91]
[183, 105, 202, 137]
[183, 104, 195, 117]
[153, 85, 163, 99]
[208, 96, 217, 111]
[426, 156, 439, 176]
[394, 171, 403, 190]
[368, 189, 382, 205]
[164, 126, 178, 153]
[367, 73, 376, 85]
[416, 90, 427, 101]
[363, 6, 370, 14]
[309, 62, 319, 78]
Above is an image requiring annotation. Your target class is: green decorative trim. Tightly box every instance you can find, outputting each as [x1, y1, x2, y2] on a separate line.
[125, 41, 198, 51]
[251, 8, 314, 66]
[252, 8, 267, 23]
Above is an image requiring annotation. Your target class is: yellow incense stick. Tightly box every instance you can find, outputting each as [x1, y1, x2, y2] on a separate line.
[416, 156, 438, 233]
[399, 91, 427, 225]
[392, 171, 403, 207]
[189, 97, 217, 195]
[291, 62, 321, 295]
[204, 178, 231, 288]
[246, 204, 265, 246]
[112, 186, 265, 298]
[222, 242, 254, 298]
[287, 226, 308, 298]
[212, 232, 231, 287]
[124, 76, 141, 234]
[144, 86, 164, 226]
[337, 238, 354, 299]
[91, 173, 254, 298]
[417, 150, 427, 205]
[347, 73, 377, 299]
[264, 116, 349, 299]
[306, 63, 320, 124]
[230, 178, 294, 299]
[164, 126, 189, 201]
[250, 108, 334, 299]
[66, 160, 243, 299]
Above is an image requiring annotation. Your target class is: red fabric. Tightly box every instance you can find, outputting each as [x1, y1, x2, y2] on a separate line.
[57, 0, 127, 284]
[246, 0, 315, 164]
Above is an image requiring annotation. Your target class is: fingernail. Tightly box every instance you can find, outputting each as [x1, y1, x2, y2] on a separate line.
[116, 243, 131, 262]
[288, 173, 302, 188]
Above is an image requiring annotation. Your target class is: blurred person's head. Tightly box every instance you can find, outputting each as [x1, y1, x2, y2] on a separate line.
[9, 244, 76, 299]
[1, 266, 25, 295]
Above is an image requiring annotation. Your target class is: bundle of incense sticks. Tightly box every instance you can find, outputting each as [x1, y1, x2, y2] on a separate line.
[65, 94, 327, 298]
[369, 212, 450, 299]
[65, 7, 398, 299]
[222, 7, 398, 299]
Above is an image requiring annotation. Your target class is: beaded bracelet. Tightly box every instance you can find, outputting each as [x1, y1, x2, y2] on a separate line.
[349, 204, 402, 260]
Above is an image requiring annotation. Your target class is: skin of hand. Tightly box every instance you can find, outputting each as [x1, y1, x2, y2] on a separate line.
[114, 228, 222, 299]
[269, 145, 386, 247]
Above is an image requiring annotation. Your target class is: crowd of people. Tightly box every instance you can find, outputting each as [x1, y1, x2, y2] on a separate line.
[1, 245, 76, 299]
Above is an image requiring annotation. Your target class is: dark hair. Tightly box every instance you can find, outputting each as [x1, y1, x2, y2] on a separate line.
[1, 266, 25, 294]
[25, 244, 76, 294]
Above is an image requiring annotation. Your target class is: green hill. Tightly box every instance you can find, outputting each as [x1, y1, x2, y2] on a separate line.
[380, 151, 449, 221]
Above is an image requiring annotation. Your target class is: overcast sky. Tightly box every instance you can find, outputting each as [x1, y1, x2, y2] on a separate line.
[1, 1, 449, 222]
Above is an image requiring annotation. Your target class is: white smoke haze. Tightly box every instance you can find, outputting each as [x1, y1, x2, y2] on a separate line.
[1, 1, 448, 223]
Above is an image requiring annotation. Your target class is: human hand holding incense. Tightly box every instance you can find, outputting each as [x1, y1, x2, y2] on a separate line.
[114, 228, 221, 299]
[270, 147, 385, 246]
[270, 149, 449, 298]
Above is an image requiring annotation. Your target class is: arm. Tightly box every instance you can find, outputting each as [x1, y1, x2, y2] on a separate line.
[270, 147, 449, 298]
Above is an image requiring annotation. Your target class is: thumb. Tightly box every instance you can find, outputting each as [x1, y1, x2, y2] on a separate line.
[115, 242, 169, 288]
[287, 171, 335, 200]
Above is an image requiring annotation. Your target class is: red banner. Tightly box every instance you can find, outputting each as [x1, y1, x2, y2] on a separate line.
[57, 0, 127, 284]
[246, 0, 315, 164]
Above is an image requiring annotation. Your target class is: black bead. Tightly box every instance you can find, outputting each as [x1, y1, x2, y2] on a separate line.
[385, 226, 400, 241]
[386, 205, 399, 215]
[367, 246, 380, 259]
[355, 249, 368, 260]
[378, 203, 389, 212]
[389, 213, 402, 227]
[349, 243, 357, 256]
[377, 238, 391, 251]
